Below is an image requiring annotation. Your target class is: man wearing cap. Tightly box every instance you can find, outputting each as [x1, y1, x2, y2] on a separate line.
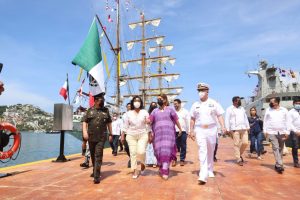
[82, 93, 113, 184]
[225, 96, 250, 166]
[190, 83, 226, 185]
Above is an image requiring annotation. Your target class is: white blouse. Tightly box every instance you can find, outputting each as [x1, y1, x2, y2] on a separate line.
[122, 109, 150, 136]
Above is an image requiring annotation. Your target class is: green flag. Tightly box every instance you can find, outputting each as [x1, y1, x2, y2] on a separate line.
[72, 18, 105, 95]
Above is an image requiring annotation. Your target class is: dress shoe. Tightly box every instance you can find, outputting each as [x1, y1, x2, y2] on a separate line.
[180, 161, 185, 166]
[113, 153, 117, 156]
[275, 165, 283, 174]
[261, 150, 267, 155]
[90, 173, 94, 177]
[80, 162, 89, 168]
[198, 179, 206, 185]
[94, 178, 100, 184]
[294, 163, 300, 168]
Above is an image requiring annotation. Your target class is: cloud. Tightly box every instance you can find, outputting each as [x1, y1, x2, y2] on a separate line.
[0, 82, 55, 112]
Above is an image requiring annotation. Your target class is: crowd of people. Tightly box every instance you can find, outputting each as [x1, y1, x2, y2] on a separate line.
[81, 82, 300, 184]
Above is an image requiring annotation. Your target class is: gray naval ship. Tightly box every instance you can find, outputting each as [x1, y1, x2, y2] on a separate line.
[242, 60, 300, 116]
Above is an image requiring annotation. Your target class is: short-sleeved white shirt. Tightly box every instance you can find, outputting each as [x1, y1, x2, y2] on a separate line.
[190, 98, 224, 127]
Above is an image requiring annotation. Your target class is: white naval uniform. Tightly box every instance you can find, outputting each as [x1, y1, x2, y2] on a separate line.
[190, 98, 224, 182]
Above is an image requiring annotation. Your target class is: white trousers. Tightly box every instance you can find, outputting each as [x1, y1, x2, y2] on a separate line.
[195, 126, 217, 182]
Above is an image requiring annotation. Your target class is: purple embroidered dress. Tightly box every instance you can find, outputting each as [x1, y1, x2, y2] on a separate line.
[149, 106, 178, 176]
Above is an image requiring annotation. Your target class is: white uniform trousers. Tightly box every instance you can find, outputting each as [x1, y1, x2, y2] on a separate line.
[195, 126, 217, 182]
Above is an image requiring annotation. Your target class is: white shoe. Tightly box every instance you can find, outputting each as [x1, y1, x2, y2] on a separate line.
[162, 175, 168, 180]
[208, 172, 215, 178]
[132, 170, 139, 179]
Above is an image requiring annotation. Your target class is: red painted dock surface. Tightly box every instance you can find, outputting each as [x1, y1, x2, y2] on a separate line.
[1, 137, 300, 200]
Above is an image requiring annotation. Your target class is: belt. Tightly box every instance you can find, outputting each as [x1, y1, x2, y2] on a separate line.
[197, 124, 216, 129]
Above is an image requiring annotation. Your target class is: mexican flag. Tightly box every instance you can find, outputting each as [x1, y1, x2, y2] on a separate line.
[72, 18, 105, 96]
[59, 80, 68, 100]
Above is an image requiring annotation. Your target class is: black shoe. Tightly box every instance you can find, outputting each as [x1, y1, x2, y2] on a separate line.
[90, 173, 94, 177]
[113, 153, 117, 156]
[198, 180, 206, 185]
[80, 162, 89, 168]
[275, 165, 283, 173]
[261, 150, 267, 155]
[94, 178, 100, 184]
[294, 163, 300, 168]
[127, 160, 131, 168]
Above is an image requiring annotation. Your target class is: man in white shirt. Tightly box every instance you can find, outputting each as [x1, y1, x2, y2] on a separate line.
[225, 96, 250, 166]
[174, 99, 190, 166]
[287, 96, 300, 168]
[110, 113, 122, 156]
[264, 97, 289, 173]
[190, 83, 226, 185]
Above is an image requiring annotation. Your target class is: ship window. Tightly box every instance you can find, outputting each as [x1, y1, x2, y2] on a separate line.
[282, 96, 291, 101]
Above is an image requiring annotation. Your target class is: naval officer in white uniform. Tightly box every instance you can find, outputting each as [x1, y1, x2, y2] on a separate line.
[190, 83, 226, 185]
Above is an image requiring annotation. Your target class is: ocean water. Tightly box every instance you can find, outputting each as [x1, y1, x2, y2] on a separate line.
[0, 131, 82, 168]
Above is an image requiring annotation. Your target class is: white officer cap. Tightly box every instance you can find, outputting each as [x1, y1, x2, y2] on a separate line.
[197, 82, 210, 90]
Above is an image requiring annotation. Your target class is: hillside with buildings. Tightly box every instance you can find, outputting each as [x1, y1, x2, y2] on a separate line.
[0, 104, 53, 132]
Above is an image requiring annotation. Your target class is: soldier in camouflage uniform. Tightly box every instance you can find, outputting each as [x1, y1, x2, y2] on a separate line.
[82, 93, 112, 184]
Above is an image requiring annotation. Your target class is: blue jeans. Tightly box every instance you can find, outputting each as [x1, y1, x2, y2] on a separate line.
[109, 135, 120, 154]
[176, 131, 187, 161]
[250, 132, 264, 156]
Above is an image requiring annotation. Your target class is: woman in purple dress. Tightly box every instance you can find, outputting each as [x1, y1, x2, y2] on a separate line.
[149, 94, 182, 180]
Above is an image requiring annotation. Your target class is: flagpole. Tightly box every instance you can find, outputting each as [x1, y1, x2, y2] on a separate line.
[67, 73, 70, 105]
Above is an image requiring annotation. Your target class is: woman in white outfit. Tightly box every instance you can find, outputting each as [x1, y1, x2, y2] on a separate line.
[121, 96, 151, 178]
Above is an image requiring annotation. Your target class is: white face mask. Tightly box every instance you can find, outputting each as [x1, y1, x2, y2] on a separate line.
[133, 102, 141, 109]
[199, 92, 206, 99]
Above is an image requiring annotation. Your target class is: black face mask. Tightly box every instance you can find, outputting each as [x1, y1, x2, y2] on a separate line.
[269, 102, 274, 108]
[157, 99, 163, 106]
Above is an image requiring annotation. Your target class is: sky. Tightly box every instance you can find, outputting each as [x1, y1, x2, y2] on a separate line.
[1, 0, 300, 113]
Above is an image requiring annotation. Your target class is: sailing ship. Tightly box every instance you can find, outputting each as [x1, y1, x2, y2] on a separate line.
[242, 60, 300, 116]
[71, 0, 185, 131]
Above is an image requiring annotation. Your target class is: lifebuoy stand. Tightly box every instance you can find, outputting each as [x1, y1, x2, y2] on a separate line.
[52, 104, 73, 162]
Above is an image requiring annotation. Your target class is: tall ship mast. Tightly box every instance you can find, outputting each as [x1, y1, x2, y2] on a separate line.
[110, 12, 184, 107]
[72, 1, 185, 116]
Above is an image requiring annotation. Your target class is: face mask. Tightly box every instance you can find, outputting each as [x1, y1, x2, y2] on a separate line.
[294, 104, 300, 111]
[157, 99, 163, 106]
[133, 102, 141, 109]
[199, 92, 206, 98]
[269, 103, 274, 108]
